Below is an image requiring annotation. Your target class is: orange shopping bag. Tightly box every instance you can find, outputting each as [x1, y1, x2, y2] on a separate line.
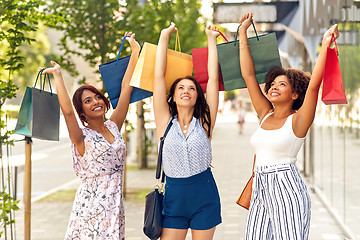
[321, 34, 348, 105]
[130, 31, 193, 92]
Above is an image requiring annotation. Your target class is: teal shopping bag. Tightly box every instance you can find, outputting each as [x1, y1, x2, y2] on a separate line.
[99, 36, 152, 109]
[14, 70, 60, 141]
[217, 22, 282, 91]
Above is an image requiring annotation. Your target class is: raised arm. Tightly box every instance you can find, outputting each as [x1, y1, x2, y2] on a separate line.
[238, 13, 272, 120]
[110, 32, 140, 130]
[42, 62, 84, 154]
[153, 23, 176, 140]
[205, 25, 220, 136]
[293, 24, 339, 137]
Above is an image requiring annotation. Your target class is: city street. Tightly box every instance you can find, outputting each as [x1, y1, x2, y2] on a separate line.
[2, 112, 349, 240]
[7, 118, 76, 203]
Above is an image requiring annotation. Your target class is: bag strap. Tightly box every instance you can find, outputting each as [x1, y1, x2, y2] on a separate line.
[156, 117, 174, 182]
[34, 69, 44, 88]
[234, 20, 259, 46]
[115, 36, 130, 65]
[42, 72, 53, 95]
[251, 155, 256, 176]
[34, 69, 53, 95]
[329, 34, 339, 56]
[215, 30, 229, 42]
[175, 30, 181, 53]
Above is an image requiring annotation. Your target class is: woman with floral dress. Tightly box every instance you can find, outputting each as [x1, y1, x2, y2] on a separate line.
[42, 32, 140, 240]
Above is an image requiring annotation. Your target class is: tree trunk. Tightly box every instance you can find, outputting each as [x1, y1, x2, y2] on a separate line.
[136, 101, 147, 169]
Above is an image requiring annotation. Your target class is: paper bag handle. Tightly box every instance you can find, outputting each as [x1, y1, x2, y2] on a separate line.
[175, 30, 181, 53]
[34, 69, 53, 95]
[329, 34, 339, 56]
[216, 30, 229, 42]
[234, 20, 259, 46]
[115, 35, 130, 65]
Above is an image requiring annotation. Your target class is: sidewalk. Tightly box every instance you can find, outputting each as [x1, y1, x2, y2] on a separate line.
[7, 114, 349, 240]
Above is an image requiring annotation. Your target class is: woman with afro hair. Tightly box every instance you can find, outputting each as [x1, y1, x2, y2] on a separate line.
[238, 13, 339, 240]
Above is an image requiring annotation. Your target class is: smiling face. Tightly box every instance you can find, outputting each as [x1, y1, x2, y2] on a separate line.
[81, 89, 107, 120]
[173, 78, 198, 108]
[267, 75, 298, 103]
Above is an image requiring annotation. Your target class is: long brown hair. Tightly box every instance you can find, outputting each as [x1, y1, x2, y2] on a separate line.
[72, 85, 110, 126]
[167, 76, 212, 137]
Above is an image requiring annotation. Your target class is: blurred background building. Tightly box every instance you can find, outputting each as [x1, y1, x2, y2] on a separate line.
[211, 0, 360, 238]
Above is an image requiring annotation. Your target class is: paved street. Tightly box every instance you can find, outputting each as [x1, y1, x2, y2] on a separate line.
[2, 112, 350, 240]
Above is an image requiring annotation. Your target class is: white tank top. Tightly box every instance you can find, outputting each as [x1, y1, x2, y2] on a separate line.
[250, 112, 305, 166]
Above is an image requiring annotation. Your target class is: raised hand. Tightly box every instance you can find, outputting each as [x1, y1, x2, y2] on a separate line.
[40, 60, 61, 76]
[322, 24, 339, 46]
[161, 22, 177, 38]
[238, 12, 253, 33]
[205, 25, 220, 39]
[125, 32, 140, 53]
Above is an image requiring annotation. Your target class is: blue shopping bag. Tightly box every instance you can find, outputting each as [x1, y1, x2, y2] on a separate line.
[99, 36, 152, 109]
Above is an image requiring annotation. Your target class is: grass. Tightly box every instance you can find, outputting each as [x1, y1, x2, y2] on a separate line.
[124, 188, 153, 203]
[39, 189, 77, 203]
[126, 165, 157, 170]
[38, 188, 153, 203]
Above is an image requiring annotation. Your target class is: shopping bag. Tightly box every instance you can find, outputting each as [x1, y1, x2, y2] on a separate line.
[130, 31, 193, 92]
[14, 70, 60, 141]
[99, 36, 153, 109]
[321, 35, 348, 105]
[236, 155, 255, 210]
[191, 30, 228, 93]
[218, 22, 282, 91]
[143, 117, 173, 240]
[143, 189, 163, 240]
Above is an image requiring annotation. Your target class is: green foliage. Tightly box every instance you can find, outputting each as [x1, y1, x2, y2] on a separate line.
[224, 90, 236, 101]
[123, 0, 207, 53]
[0, 0, 65, 235]
[46, 0, 207, 87]
[337, 23, 360, 95]
[47, 0, 123, 85]
[0, 186, 20, 237]
[0, 0, 65, 105]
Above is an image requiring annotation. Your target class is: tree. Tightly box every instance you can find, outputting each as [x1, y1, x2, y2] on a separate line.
[121, 0, 207, 168]
[47, 0, 208, 85]
[0, 0, 64, 237]
[45, 0, 208, 168]
[122, 0, 207, 52]
[0, 22, 52, 93]
[47, 0, 124, 89]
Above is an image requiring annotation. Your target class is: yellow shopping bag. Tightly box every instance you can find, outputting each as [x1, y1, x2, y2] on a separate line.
[130, 31, 193, 92]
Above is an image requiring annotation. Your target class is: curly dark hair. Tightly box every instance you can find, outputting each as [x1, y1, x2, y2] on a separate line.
[72, 85, 110, 126]
[264, 66, 310, 110]
[167, 76, 212, 137]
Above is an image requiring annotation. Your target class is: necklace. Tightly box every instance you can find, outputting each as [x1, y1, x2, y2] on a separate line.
[183, 124, 188, 134]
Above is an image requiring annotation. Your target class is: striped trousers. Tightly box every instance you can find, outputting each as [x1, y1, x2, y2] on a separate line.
[244, 164, 311, 240]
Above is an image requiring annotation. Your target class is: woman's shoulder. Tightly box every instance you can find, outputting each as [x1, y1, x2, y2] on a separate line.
[105, 119, 119, 131]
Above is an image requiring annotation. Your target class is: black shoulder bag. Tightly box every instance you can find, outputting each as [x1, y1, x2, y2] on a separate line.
[143, 118, 173, 240]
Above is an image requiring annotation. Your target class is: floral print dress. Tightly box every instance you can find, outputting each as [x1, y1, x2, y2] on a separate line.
[65, 120, 126, 240]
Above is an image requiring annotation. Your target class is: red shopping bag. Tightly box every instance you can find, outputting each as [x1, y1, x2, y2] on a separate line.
[191, 31, 228, 93]
[321, 35, 348, 105]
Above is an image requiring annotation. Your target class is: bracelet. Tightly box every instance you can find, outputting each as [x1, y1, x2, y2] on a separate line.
[240, 45, 249, 49]
[239, 41, 248, 44]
